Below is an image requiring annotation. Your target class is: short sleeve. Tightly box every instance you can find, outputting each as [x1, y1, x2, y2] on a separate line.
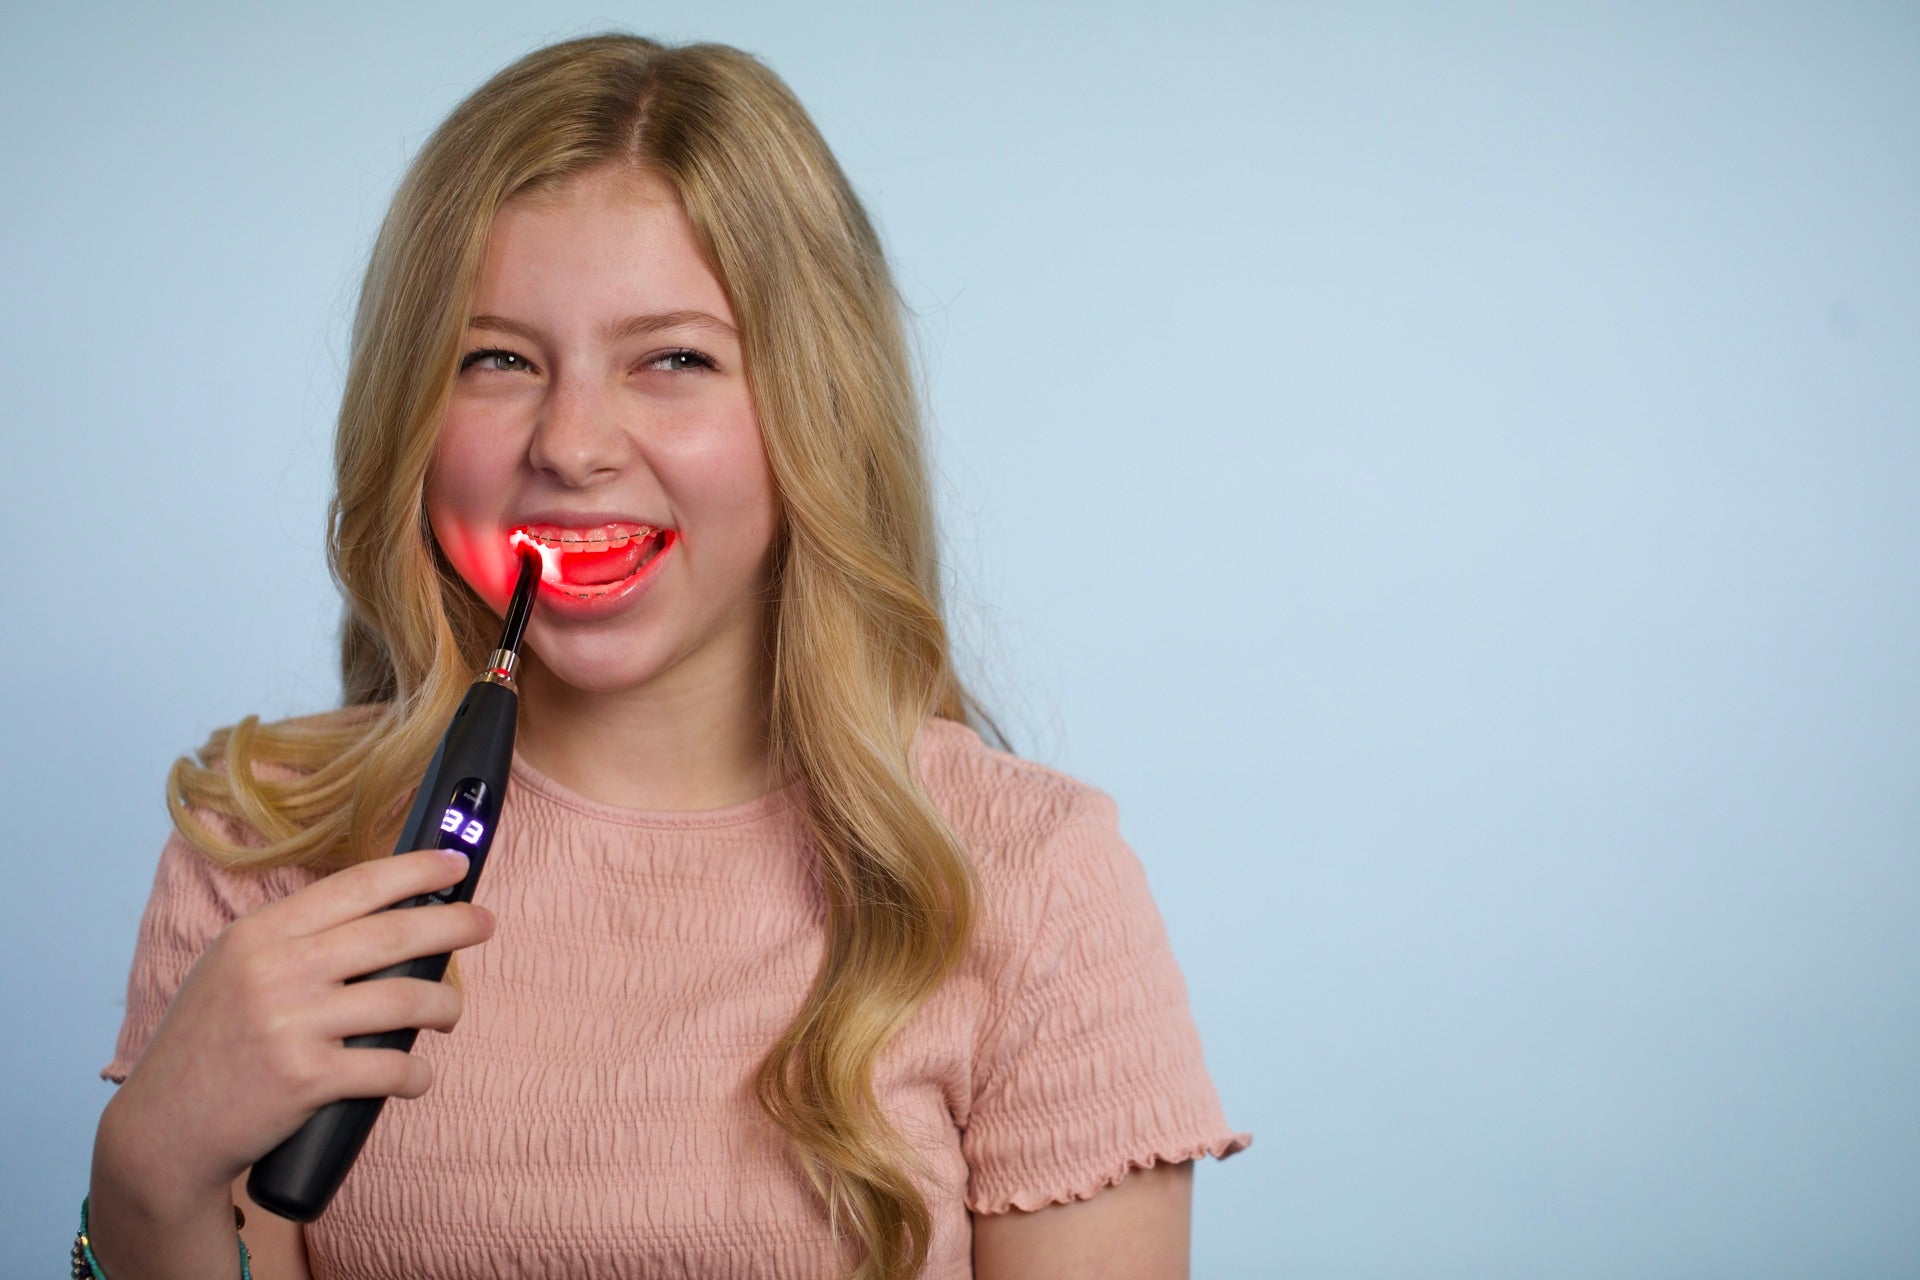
[962, 789, 1251, 1214]
[101, 818, 319, 1084]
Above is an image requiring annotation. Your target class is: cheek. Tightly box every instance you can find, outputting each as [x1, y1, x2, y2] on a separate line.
[651, 402, 778, 526]
[691, 422, 779, 553]
[425, 419, 516, 599]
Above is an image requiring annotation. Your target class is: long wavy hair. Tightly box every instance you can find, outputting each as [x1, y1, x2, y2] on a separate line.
[168, 33, 998, 1279]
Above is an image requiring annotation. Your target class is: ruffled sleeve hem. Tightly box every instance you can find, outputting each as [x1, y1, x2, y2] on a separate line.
[966, 1129, 1253, 1215]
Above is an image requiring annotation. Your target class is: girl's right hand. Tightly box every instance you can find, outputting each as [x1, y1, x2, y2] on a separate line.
[96, 847, 496, 1205]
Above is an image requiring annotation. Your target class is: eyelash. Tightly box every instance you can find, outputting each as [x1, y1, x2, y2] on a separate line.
[457, 347, 718, 374]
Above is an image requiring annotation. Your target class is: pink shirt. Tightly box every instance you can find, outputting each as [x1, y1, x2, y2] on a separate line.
[104, 716, 1249, 1277]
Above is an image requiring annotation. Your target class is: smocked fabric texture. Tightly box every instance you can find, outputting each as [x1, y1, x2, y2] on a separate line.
[104, 717, 1250, 1278]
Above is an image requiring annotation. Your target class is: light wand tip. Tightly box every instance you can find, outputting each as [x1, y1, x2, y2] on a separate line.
[498, 545, 540, 655]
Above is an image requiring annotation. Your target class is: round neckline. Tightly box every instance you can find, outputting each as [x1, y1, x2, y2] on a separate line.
[508, 751, 802, 829]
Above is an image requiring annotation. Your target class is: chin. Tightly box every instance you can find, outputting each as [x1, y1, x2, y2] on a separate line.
[549, 666, 657, 696]
[527, 653, 655, 696]
[522, 631, 673, 697]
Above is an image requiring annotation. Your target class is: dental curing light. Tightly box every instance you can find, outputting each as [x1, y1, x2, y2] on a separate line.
[247, 546, 541, 1222]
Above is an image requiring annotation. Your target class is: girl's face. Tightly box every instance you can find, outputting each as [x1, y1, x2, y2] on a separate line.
[425, 165, 779, 700]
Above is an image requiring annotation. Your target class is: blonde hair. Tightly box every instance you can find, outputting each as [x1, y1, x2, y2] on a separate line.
[170, 33, 1000, 1279]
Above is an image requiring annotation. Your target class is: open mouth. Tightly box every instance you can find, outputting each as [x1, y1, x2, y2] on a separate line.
[509, 522, 673, 596]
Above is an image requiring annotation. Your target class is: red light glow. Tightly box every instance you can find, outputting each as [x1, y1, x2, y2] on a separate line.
[507, 529, 565, 585]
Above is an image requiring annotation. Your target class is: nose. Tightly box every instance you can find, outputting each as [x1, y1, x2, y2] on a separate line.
[526, 369, 629, 485]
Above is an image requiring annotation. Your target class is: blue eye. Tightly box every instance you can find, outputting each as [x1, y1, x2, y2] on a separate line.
[459, 347, 528, 373]
[457, 346, 718, 375]
[650, 348, 718, 372]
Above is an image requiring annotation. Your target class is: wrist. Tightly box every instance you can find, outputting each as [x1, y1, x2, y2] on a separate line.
[75, 1193, 251, 1280]
[89, 1091, 243, 1277]
[93, 1084, 238, 1216]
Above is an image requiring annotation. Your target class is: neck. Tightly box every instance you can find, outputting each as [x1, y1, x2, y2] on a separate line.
[510, 647, 778, 813]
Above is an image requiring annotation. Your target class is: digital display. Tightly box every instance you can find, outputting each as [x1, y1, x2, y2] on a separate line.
[430, 777, 495, 857]
[439, 807, 486, 846]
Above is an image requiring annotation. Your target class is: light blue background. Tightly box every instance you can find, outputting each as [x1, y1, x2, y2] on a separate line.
[3, 3, 1916, 1276]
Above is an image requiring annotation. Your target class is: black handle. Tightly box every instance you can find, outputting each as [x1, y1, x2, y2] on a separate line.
[246, 679, 519, 1222]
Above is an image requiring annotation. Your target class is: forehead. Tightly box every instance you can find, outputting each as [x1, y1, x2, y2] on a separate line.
[474, 167, 731, 322]
[510, 163, 677, 216]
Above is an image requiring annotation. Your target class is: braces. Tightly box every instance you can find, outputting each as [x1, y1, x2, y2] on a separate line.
[508, 527, 666, 588]
[523, 526, 659, 546]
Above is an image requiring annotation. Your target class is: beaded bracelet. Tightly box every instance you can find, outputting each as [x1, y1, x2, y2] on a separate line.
[73, 1196, 253, 1280]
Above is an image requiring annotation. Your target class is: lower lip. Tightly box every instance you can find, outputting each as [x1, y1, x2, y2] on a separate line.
[528, 531, 675, 620]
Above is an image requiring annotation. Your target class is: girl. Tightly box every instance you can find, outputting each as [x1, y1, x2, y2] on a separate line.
[86, 33, 1247, 1280]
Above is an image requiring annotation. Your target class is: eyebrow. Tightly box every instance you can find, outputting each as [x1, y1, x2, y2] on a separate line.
[467, 310, 738, 343]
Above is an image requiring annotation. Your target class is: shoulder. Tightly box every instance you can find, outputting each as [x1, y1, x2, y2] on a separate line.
[917, 721, 1121, 852]
[103, 740, 332, 1084]
[144, 825, 322, 939]
[163, 709, 367, 906]
[910, 718, 1149, 947]
[153, 794, 325, 926]
[904, 731, 1249, 1211]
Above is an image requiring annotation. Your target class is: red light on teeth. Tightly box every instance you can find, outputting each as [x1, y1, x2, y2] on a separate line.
[507, 529, 565, 585]
[508, 526, 667, 590]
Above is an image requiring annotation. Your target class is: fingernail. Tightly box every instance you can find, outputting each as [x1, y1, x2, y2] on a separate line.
[439, 849, 470, 870]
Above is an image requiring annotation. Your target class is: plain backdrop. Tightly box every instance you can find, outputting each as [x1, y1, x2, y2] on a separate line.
[4, 3, 1917, 1276]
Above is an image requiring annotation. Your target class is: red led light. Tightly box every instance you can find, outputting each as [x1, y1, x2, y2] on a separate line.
[507, 529, 565, 585]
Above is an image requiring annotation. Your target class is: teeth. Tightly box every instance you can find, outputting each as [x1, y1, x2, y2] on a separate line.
[522, 522, 656, 553]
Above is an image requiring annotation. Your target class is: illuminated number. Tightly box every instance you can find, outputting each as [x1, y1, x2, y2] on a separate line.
[440, 808, 464, 833]
[461, 819, 485, 844]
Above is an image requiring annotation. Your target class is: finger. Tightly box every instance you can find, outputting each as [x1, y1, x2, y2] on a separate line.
[311, 901, 495, 982]
[312, 976, 465, 1041]
[320, 1045, 435, 1102]
[260, 849, 473, 938]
